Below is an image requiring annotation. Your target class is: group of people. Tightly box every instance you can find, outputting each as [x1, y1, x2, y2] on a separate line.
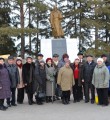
[0, 52, 110, 111]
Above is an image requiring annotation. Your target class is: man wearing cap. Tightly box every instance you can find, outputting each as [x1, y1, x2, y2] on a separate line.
[6, 56, 20, 107]
[52, 54, 60, 100]
[77, 52, 85, 100]
[35, 53, 44, 67]
[82, 55, 96, 103]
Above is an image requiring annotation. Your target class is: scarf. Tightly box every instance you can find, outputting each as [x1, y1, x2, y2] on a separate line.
[16, 63, 22, 69]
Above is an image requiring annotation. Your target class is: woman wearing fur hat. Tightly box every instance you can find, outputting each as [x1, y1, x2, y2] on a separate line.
[92, 58, 109, 106]
[45, 58, 56, 103]
[22, 56, 35, 105]
[16, 57, 25, 104]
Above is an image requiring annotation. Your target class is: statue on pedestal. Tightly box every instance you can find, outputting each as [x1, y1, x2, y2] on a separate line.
[50, 5, 64, 38]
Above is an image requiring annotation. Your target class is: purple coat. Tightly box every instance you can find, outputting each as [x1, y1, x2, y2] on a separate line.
[0, 64, 11, 99]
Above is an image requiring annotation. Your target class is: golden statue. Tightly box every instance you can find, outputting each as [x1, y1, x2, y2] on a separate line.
[50, 5, 64, 38]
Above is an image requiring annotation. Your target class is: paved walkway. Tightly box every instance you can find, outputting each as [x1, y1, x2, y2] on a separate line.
[0, 95, 110, 120]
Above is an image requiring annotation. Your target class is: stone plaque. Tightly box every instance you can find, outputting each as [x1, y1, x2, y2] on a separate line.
[52, 39, 67, 59]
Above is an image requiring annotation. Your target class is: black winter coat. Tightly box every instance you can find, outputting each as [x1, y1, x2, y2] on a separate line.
[105, 60, 110, 67]
[22, 62, 36, 94]
[35, 64, 46, 92]
[83, 61, 96, 83]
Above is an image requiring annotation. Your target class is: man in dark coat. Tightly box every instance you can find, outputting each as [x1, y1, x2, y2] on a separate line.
[6, 56, 19, 107]
[82, 55, 96, 104]
[0, 58, 11, 111]
[35, 53, 44, 67]
[77, 52, 85, 100]
[52, 54, 60, 100]
[22, 56, 35, 105]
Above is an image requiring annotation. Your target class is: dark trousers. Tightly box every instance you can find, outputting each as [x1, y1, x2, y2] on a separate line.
[84, 82, 95, 102]
[0, 99, 4, 106]
[73, 80, 80, 101]
[79, 82, 85, 100]
[7, 88, 16, 105]
[62, 90, 70, 101]
[17, 88, 24, 103]
[97, 88, 108, 105]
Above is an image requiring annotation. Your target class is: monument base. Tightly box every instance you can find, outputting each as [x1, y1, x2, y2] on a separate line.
[52, 38, 67, 60]
[41, 38, 79, 62]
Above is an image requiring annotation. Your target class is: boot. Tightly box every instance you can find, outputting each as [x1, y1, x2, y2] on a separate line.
[62, 98, 67, 105]
[27, 94, 32, 105]
[0, 105, 7, 111]
[49, 96, 52, 102]
[46, 96, 49, 103]
[65, 98, 69, 104]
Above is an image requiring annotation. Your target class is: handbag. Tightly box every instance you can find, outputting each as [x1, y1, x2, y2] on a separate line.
[95, 95, 98, 104]
[36, 91, 46, 99]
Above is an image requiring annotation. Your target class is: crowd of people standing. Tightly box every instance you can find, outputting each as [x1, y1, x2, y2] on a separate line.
[0, 52, 110, 111]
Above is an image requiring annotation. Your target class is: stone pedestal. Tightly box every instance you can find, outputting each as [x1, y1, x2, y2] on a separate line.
[52, 38, 67, 60]
[41, 38, 79, 61]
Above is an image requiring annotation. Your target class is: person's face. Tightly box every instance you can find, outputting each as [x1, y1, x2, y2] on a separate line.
[102, 57, 107, 62]
[97, 61, 103, 66]
[40, 62, 44, 66]
[0, 59, 4, 65]
[47, 60, 52, 66]
[38, 56, 43, 61]
[27, 58, 33, 64]
[87, 57, 93, 62]
[64, 57, 69, 62]
[53, 57, 58, 62]
[65, 62, 70, 68]
[8, 59, 14, 64]
[78, 55, 83, 60]
[74, 59, 79, 65]
[16, 60, 22, 65]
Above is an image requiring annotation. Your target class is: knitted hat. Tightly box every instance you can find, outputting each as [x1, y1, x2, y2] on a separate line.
[16, 57, 22, 61]
[39, 59, 45, 63]
[97, 58, 104, 63]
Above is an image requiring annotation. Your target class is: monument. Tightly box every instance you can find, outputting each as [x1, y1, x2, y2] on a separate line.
[41, 5, 78, 61]
[49, 5, 67, 58]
